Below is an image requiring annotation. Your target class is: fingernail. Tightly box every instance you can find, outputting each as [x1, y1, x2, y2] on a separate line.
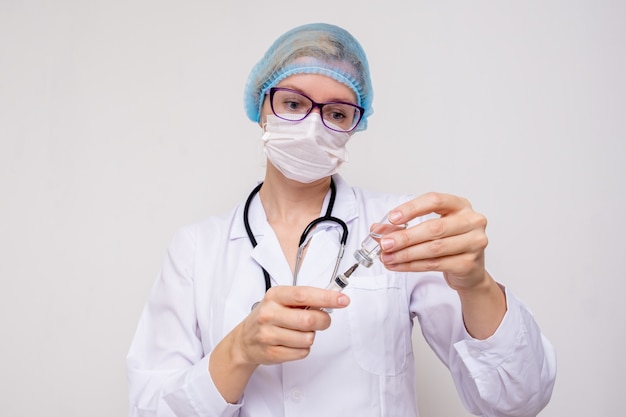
[388, 210, 402, 223]
[380, 238, 394, 250]
[380, 253, 394, 263]
[338, 295, 350, 306]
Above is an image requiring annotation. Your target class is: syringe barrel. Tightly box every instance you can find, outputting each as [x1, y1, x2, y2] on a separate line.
[324, 273, 349, 292]
[307, 263, 358, 312]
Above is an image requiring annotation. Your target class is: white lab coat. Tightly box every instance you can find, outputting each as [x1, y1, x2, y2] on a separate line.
[127, 175, 556, 417]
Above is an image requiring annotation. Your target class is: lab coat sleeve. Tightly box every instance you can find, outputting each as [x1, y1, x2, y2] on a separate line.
[412, 275, 557, 417]
[126, 225, 242, 417]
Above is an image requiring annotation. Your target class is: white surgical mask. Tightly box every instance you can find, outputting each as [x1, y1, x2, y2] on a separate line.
[261, 114, 351, 183]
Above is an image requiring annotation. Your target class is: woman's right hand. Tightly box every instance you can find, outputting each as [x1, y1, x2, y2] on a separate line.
[209, 286, 350, 403]
[238, 286, 350, 364]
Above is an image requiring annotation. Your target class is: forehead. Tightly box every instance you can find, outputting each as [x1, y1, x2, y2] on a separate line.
[274, 73, 358, 104]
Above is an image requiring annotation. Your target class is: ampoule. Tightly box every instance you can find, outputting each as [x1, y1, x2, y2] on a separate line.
[353, 212, 407, 268]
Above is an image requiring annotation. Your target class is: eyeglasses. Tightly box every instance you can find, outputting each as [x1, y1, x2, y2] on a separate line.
[268, 87, 364, 132]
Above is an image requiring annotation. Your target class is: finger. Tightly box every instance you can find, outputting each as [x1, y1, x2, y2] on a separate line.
[381, 228, 488, 267]
[244, 319, 316, 364]
[267, 286, 350, 310]
[388, 192, 471, 225]
[241, 307, 320, 365]
[381, 210, 487, 252]
[280, 307, 334, 332]
[383, 250, 485, 277]
[257, 344, 313, 364]
[254, 323, 318, 349]
[254, 297, 334, 333]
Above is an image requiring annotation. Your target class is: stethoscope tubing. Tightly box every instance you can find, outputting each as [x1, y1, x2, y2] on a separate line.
[243, 178, 348, 293]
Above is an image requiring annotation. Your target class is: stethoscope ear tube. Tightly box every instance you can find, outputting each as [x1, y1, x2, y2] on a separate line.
[298, 215, 348, 247]
[243, 182, 272, 293]
[244, 178, 348, 295]
[293, 217, 348, 285]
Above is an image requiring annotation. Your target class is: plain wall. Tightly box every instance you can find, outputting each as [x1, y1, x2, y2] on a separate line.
[1, 1, 625, 416]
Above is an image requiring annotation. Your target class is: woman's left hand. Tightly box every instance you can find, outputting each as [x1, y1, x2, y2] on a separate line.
[379, 192, 490, 292]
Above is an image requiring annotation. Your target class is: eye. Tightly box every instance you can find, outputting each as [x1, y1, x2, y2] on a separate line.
[329, 110, 347, 121]
[284, 98, 303, 111]
[273, 90, 310, 114]
[323, 104, 357, 128]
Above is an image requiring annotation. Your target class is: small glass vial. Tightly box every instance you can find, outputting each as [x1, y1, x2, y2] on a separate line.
[353, 213, 407, 267]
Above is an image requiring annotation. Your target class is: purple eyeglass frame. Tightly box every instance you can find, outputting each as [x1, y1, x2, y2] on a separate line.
[268, 87, 364, 132]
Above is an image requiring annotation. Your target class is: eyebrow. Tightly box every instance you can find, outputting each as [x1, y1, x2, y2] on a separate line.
[277, 84, 357, 105]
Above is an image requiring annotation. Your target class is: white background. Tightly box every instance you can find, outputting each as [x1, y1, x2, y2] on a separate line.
[1, 1, 624, 416]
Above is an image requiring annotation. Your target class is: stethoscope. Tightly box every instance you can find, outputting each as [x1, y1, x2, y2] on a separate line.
[243, 177, 349, 293]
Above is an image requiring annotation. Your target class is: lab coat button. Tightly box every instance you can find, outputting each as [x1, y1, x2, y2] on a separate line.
[291, 389, 303, 401]
[469, 348, 481, 358]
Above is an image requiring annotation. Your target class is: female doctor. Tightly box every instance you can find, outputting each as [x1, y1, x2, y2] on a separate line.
[127, 23, 556, 417]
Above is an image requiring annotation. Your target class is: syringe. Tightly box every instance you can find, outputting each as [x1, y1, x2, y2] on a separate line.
[312, 212, 406, 310]
[324, 262, 359, 292]
[310, 263, 359, 312]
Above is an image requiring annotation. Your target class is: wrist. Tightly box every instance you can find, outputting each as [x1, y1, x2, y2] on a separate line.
[208, 325, 258, 404]
[455, 271, 494, 297]
[226, 324, 258, 371]
[456, 272, 507, 340]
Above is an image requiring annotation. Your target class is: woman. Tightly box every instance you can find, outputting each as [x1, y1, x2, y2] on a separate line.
[127, 23, 556, 417]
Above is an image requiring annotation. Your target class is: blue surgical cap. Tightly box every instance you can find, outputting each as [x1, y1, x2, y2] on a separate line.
[244, 23, 373, 131]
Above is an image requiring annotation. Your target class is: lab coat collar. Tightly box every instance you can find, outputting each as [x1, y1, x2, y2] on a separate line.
[229, 175, 359, 287]
[230, 174, 358, 241]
